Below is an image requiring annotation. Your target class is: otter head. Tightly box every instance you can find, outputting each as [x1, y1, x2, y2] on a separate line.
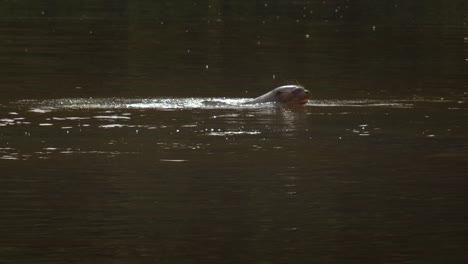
[275, 85, 310, 105]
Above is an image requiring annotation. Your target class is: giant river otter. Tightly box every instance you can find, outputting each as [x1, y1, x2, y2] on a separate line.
[246, 85, 310, 105]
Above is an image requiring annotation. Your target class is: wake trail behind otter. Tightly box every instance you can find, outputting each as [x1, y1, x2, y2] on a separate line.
[7, 98, 452, 112]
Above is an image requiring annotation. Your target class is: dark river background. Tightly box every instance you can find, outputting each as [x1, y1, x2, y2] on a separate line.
[1, 1, 467, 263]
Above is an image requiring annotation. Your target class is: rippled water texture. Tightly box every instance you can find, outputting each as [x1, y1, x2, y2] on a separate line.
[1, 97, 468, 264]
[1, 97, 467, 161]
[1, 1, 468, 263]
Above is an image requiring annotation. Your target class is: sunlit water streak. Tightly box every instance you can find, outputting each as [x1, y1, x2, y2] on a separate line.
[1, 97, 466, 161]
[10, 97, 448, 111]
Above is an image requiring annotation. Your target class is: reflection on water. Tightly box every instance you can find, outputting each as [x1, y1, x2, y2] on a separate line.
[1, 97, 467, 161]
[15, 97, 428, 111]
[1, 97, 466, 161]
[1, 0, 467, 263]
[1, 96, 468, 264]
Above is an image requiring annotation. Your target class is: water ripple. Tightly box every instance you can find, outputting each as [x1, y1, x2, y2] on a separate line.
[12, 97, 449, 111]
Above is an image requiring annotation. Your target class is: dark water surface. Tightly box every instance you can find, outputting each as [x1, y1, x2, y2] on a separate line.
[1, 1, 468, 264]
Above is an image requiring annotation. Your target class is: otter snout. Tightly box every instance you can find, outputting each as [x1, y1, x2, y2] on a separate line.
[287, 87, 310, 104]
[292, 87, 310, 96]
